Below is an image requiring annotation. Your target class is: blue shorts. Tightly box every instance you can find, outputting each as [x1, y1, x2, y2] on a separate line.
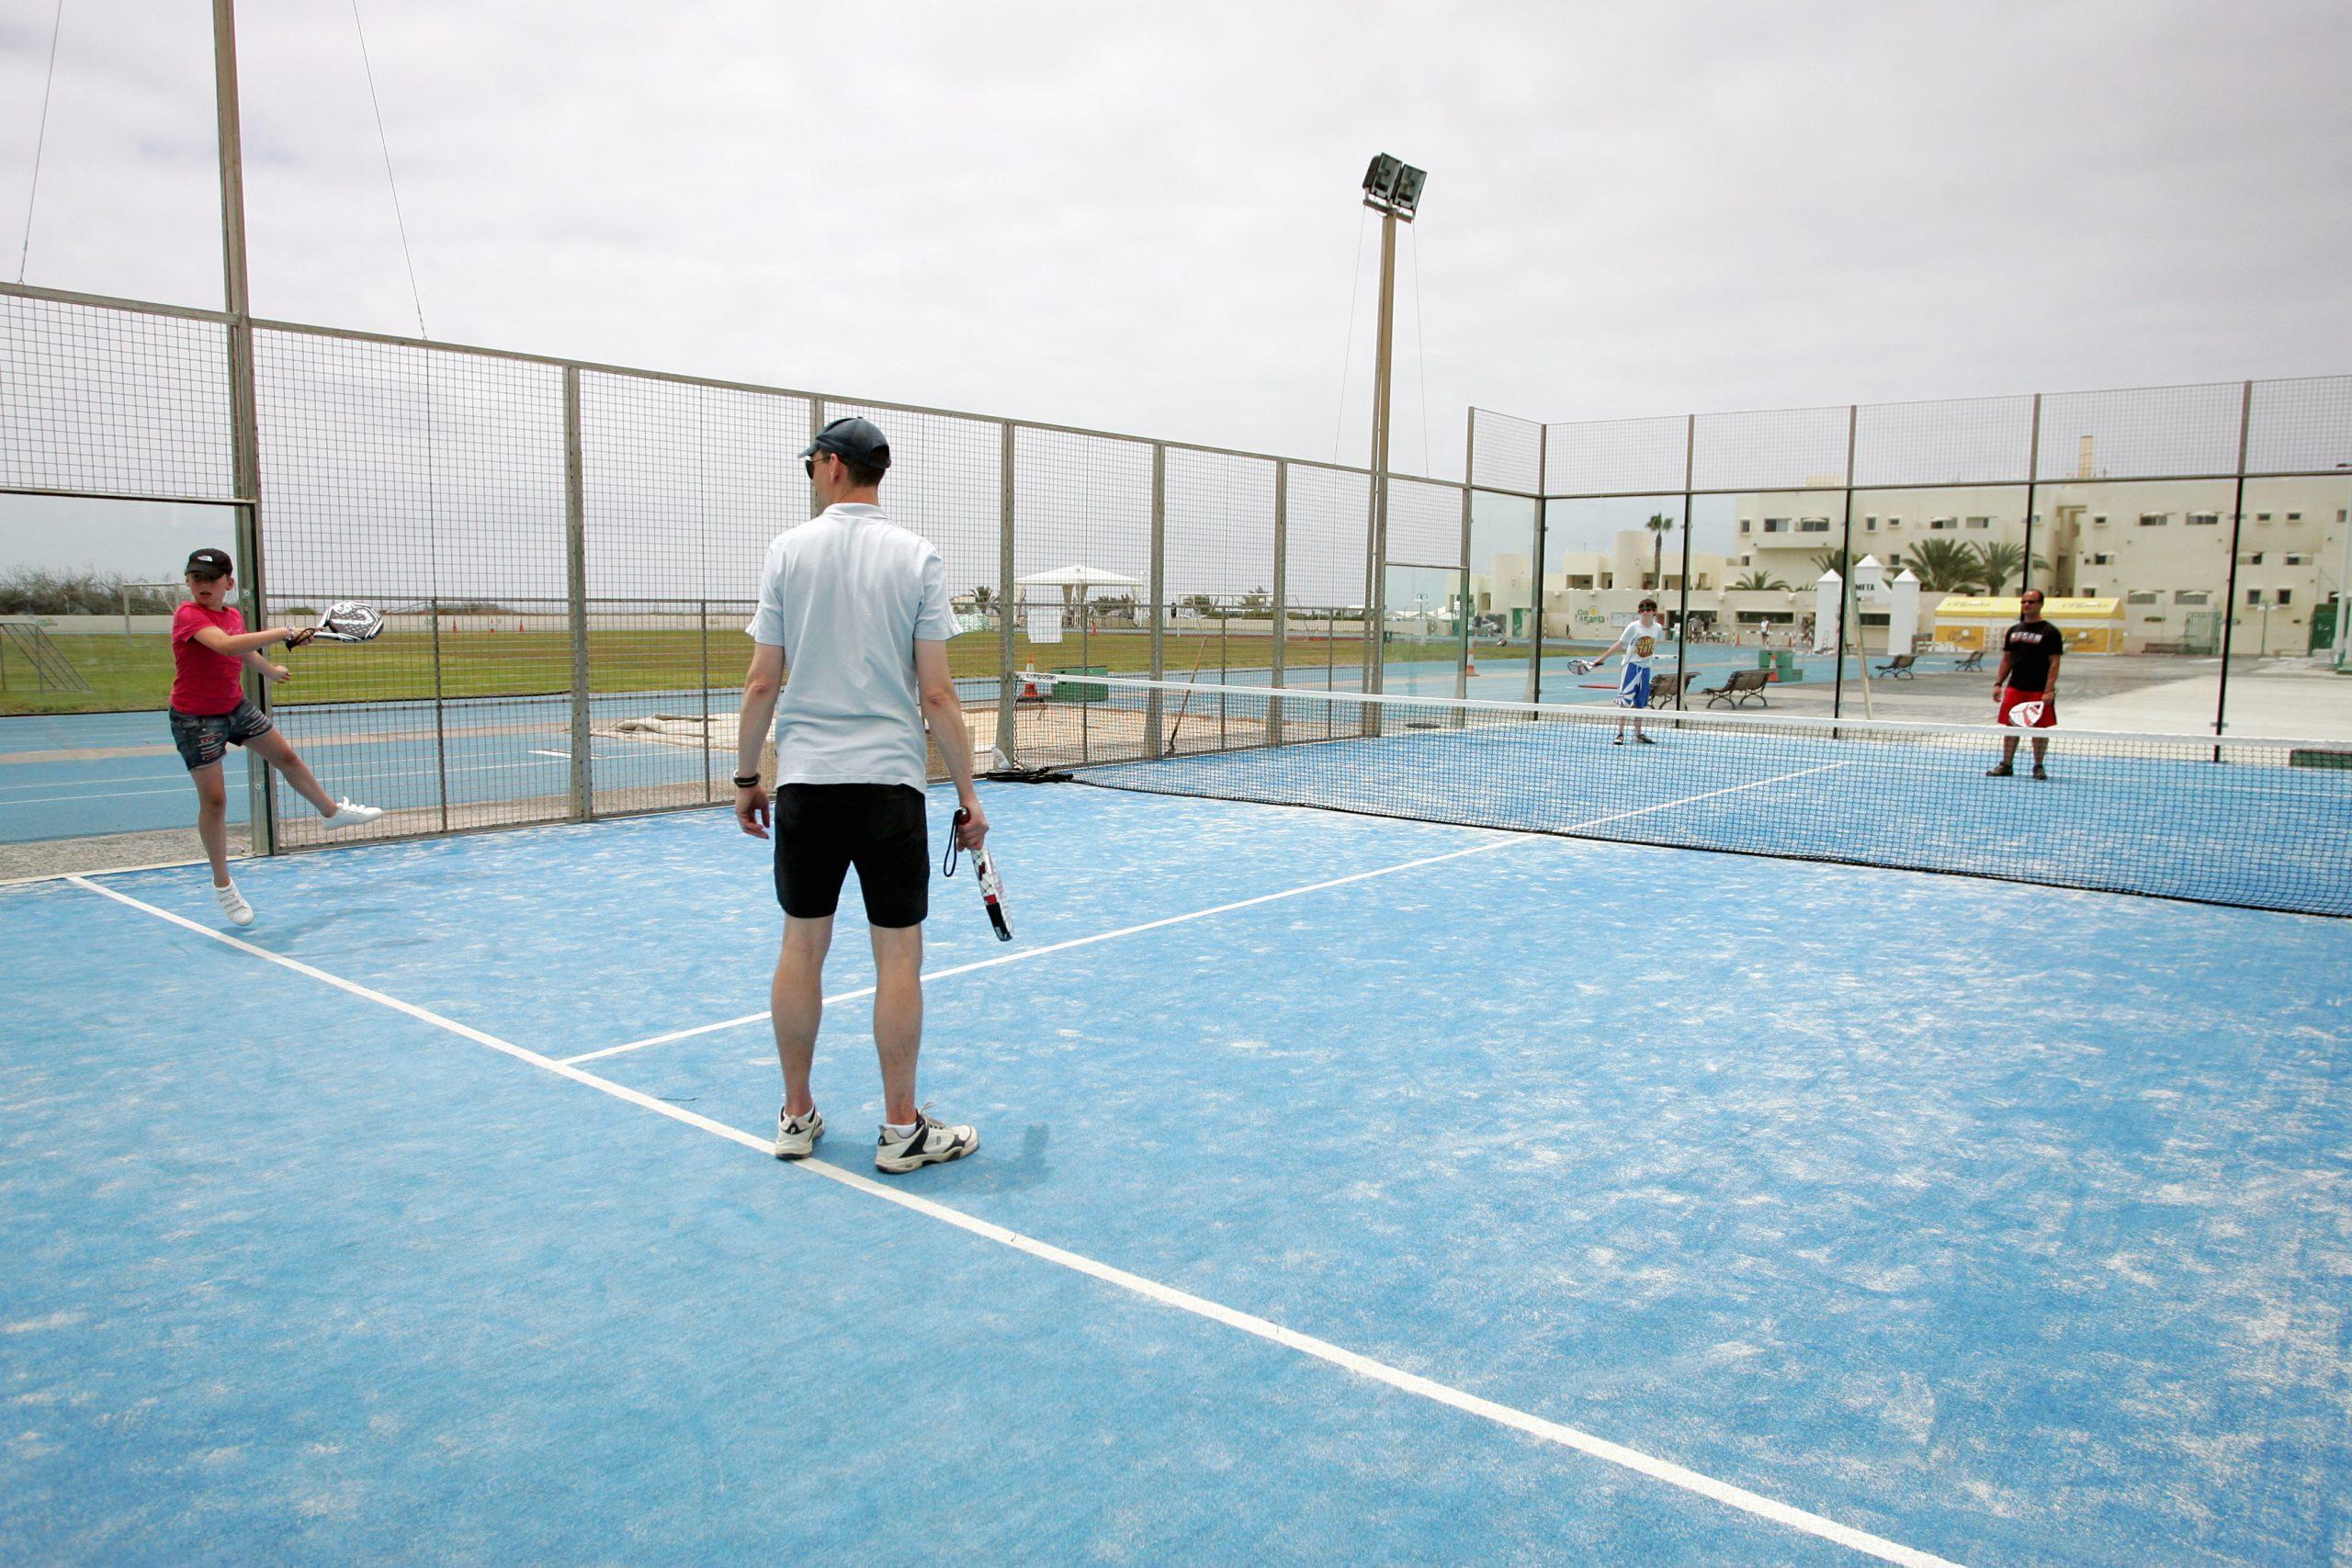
[168, 700, 273, 771]
[1617, 664, 1653, 709]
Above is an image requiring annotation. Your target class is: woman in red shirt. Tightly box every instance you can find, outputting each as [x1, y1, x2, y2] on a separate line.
[169, 548, 381, 926]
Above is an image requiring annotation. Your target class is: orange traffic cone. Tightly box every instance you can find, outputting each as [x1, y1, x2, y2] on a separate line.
[1017, 670, 1046, 704]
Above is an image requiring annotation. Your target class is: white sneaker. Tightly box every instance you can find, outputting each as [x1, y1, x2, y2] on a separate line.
[320, 799, 384, 832]
[875, 1110, 978, 1174]
[773, 1107, 824, 1161]
[214, 881, 254, 927]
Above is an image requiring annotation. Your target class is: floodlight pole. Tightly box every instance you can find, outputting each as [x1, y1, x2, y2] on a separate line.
[213, 0, 274, 853]
[1365, 206, 1398, 699]
[1358, 155, 1422, 709]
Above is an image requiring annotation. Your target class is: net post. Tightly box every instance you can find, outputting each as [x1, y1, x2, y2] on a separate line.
[562, 365, 591, 821]
[2212, 378, 2255, 750]
[1148, 441, 1167, 754]
[1269, 458, 1287, 745]
[996, 420, 1018, 768]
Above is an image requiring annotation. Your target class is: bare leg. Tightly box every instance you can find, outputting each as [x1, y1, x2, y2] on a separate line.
[1998, 734, 2021, 767]
[243, 728, 336, 816]
[190, 761, 232, 885]
[870, 922, 925, 1126]
[2031, 735, 2051, 767]
[772, 915, 832, 1118]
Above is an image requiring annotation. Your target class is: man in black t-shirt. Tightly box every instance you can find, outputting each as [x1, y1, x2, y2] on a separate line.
[1986, 589, 2064, 780]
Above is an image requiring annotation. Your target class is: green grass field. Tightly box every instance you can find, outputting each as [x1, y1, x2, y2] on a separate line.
[0, 628, 1408, 716]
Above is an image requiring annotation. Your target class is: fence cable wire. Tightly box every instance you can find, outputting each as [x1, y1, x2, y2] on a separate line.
[15, 0, 68, 285]
[1329, 207, 1370, 466]
[351, 0, 429, 339]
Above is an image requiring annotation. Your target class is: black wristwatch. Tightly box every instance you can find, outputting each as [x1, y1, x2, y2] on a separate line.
[732, 773, 761, 790]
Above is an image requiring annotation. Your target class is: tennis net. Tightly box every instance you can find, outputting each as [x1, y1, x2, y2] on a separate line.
[1005, 675, 2352, 918]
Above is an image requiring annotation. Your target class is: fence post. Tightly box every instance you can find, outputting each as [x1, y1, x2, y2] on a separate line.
[562, 366, 591, 820]
[1529, 423, 1549, 704]
[214, 0, 274, 857]
[698, 598, 712, 803]
[1456, 412, 1476, 707]
[1832, 404, 1860, 718]
[1674, 414, 1696, 710]
[429, 597, 448, 832]
[2213, 379, 2256, 743]
[2020, 392, 2043, 594]
[1270, 459, 1287, 745]
[996, 421, 1018, 769]
[1148, 442, 1167, 754]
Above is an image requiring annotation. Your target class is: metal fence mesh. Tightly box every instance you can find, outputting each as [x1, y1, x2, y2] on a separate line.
[3, 280, 2346, 901]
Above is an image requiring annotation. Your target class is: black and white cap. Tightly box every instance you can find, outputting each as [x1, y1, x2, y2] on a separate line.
[185, 547, 233, 578]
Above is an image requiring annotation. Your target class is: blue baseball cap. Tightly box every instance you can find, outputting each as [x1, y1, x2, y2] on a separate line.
[801, 416, 891, 471]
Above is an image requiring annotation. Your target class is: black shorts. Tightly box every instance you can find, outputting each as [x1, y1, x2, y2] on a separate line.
[168, 700, 274, 771]
[773, 784, 930, 928]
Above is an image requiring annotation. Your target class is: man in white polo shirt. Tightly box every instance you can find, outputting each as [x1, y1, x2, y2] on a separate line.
[733, 416, 988, 1175]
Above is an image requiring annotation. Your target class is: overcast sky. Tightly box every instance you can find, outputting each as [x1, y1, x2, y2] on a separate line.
[4, 0, 2350, 489]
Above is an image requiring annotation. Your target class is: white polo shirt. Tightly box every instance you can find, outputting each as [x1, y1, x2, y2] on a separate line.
[746, 502, 959, 791]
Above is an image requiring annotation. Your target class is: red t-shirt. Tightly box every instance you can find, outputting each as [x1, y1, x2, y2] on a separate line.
[170, 603, 248, 715]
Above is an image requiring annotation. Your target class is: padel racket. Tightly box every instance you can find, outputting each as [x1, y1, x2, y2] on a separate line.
[311, 601, 386, 643]
[944, 806, 1012, 942]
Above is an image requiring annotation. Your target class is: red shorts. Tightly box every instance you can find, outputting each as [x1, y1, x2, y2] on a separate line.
[1996, 687, 2055, 728]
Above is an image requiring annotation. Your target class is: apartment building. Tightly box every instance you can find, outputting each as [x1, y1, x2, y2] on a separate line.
[1732, 479, 2347, 655]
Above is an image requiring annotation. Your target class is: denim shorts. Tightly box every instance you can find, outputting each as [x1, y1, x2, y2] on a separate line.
[168, 699, 274, 771]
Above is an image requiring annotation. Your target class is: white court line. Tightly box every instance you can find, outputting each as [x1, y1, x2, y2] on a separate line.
[562, 830, 1531, 1065]
[564, 758, 1857, 1067]
[63, 871, 1960, 1568]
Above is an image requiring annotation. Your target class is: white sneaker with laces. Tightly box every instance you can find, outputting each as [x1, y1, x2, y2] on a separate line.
[321, 799, 384, 832]
[876, 1111, 978, 1174]
[773, 1107, 824, 1161]
[214, 881, 254, 927]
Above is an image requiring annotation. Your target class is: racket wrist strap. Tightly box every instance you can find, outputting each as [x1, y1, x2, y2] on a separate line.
[731, 773, 760, 789]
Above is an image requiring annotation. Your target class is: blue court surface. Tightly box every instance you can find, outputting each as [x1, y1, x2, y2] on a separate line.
[5, 783, 2348, 1563]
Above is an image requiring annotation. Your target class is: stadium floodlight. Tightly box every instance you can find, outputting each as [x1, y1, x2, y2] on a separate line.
[1361, 153, 1427, 220]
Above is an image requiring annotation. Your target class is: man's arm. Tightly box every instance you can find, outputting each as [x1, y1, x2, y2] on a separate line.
[733, 641, 786, 839]
[2043, 651, 2061, 699]
[1991, 647, 2012, 697]
[914, 638, 986, 851]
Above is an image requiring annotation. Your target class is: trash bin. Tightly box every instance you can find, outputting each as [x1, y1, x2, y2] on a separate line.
[1047, 665, 1109, 702]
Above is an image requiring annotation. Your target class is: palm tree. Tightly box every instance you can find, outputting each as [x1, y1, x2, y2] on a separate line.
[1644, 513, 1676, 588]
[1808, 548, 1849, 579]
[1905, 538, 1983, 593]
[1730, 570, 1790, 592]
[1969, 542, 2052, 595]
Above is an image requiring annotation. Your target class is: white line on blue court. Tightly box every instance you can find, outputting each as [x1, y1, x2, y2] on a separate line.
[63, 870, 1961, 1568]
[561, 758, 1858, 1066]
[561, 829, 1531, 1065]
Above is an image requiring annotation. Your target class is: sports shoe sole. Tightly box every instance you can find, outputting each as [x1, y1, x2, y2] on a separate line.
[875, 1129, 979, 1175]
